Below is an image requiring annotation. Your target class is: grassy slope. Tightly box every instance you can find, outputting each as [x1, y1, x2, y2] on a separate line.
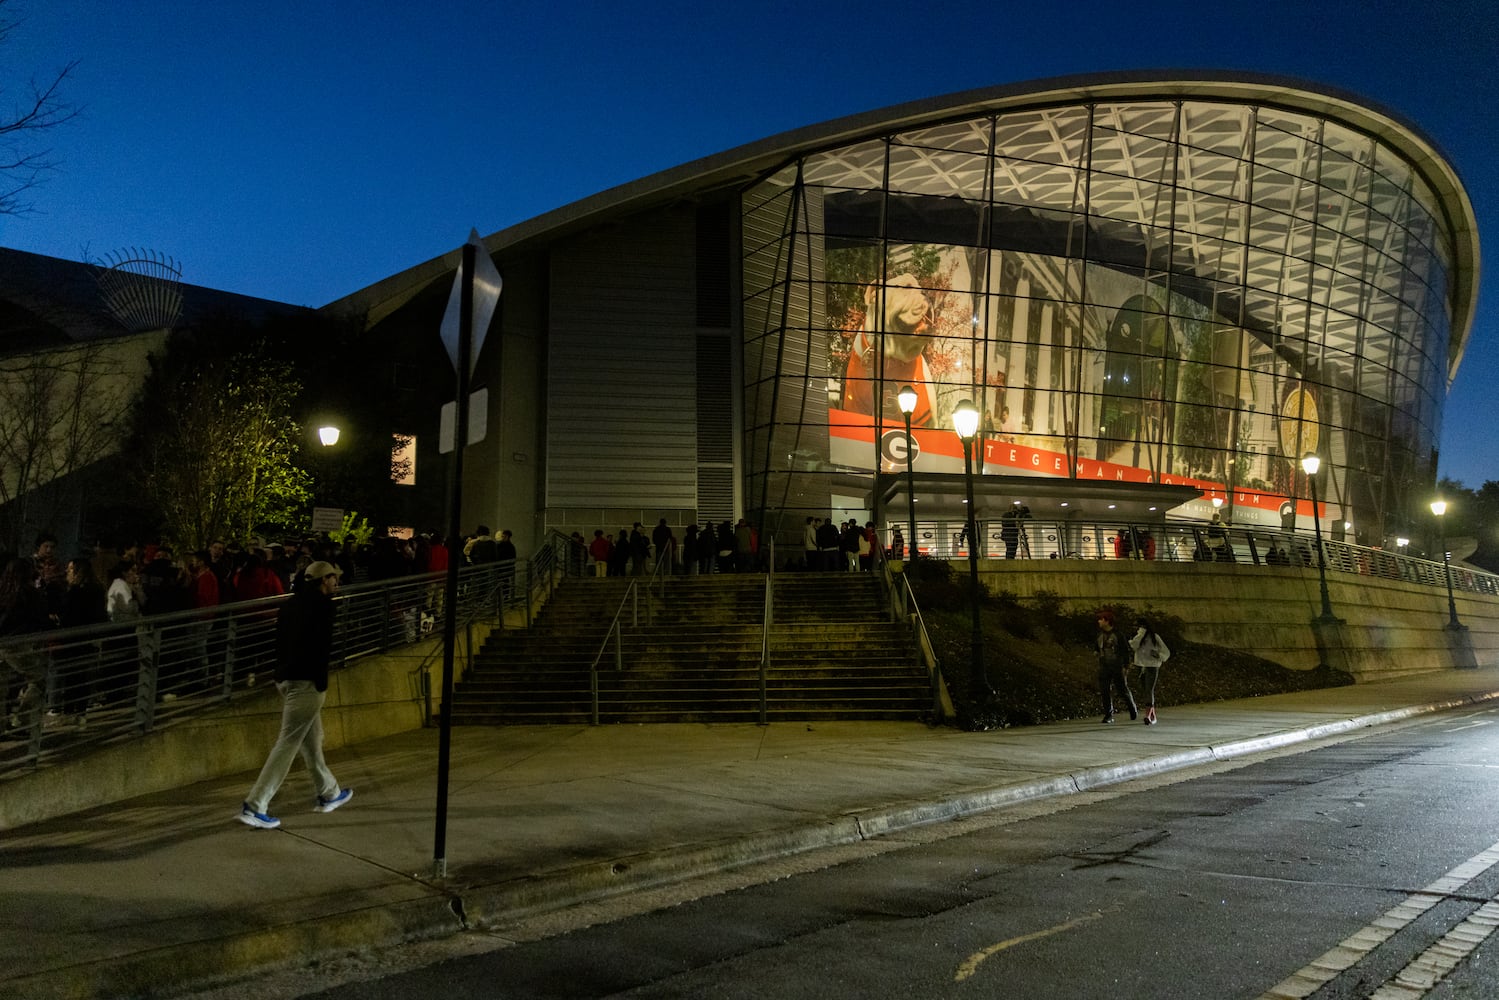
[906, 560, 1353, 730]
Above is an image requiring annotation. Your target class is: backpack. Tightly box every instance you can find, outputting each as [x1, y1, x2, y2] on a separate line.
[1097, 631, 1124, 668]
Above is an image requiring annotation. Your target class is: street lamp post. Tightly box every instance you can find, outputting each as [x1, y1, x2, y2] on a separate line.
[1430, 500, 1464, 629]
[316, 423, 342, 512]
[952, 399, 990, 700]
[1300, 453, 1338, 623]
[897, 385, 918, 564]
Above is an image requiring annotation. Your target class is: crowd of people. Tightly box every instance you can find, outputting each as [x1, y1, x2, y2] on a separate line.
[0, 525, 525, 733]
[576, 519, 767, 578]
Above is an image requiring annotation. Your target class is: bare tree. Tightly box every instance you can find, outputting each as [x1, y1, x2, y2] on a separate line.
[0, 340, 134, 551]
[0, 0, 80, 217]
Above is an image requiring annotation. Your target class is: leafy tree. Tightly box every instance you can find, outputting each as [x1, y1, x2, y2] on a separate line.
[0, 0, 79, 217]
[327, 511, 373, 546]
[133, 349, 313, 550]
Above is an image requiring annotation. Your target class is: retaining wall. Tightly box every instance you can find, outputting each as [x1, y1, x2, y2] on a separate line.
[970, 559, 1497, 679]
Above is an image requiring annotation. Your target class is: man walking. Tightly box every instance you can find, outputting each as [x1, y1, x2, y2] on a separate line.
[237, 561, 352, 829]
[1095, 608, 1137, 724]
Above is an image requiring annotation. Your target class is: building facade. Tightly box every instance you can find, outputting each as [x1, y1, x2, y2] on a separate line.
[342, 74, 1479, 559]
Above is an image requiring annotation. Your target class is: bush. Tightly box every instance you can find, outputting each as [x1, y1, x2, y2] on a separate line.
[912, 581, 1353, 731]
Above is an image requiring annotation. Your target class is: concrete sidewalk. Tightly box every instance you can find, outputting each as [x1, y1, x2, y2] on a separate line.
[6, 669, 1499, 1000]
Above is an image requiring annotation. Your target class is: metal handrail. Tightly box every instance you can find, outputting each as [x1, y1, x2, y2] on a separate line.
[758, 538, 775, 726]
[881, 557, 949, 724]
[583, 544, 674, 724]
[587, 584, 639, 725]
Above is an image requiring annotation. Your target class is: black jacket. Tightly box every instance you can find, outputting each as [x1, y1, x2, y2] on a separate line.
[274, 587, 337, 692]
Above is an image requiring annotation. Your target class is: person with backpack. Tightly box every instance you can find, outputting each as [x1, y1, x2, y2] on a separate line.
[1130, 619, 1172, 726]
[1095, 609, 1137, 724]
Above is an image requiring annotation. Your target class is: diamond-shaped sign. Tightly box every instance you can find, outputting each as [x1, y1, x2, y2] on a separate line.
[439, 229, 502, 375]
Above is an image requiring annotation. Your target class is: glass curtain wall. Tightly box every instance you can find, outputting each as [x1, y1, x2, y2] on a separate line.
[741, 99, 1455, 547]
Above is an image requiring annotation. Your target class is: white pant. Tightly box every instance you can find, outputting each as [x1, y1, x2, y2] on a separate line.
[245, 680, 339, 813]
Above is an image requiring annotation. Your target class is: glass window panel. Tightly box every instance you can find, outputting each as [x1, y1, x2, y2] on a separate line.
[1179, 102, 1253, 156]
[993, 106, 1090, 166]
[803, 140, 886, 191]
[1174, 191, 1246, 239]
[885, 192, 987, 246]
[992, 157, 1083, 211]
[886, 143, 991, 199]
[1089, 131, 1175, 186]
[1101, 102, 1180, 140]
[893, 118, 992, 155]
[1251, 162, 1301, 216]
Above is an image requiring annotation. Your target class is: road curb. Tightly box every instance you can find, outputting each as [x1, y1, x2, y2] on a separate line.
[4, 893, 462, 1000]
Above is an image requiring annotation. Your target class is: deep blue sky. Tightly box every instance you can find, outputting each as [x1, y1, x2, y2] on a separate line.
[3, 0, 1494, 486]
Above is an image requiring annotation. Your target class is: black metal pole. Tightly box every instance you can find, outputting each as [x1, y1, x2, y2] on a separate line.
[904, 410, 916, 563]
[433, 241, 474, 878]
[1308, 472, 1335, 622]
[961, 437, 988, 697]
[1440, 531, 1462, 628]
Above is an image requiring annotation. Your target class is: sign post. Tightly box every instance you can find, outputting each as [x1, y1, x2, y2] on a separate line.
[433, 230, 500, 878]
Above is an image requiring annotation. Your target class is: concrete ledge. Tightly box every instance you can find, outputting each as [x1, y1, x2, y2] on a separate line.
[0, 638, 457, 831]
[5, 891, 464, 1000]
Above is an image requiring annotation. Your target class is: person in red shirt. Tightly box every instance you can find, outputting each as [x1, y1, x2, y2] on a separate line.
[587, 529, 612, 578]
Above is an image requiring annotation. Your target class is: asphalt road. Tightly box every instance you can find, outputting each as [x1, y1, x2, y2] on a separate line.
[198, 704, 1499, 999]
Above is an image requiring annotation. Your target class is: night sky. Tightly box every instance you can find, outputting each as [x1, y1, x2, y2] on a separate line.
[3, 0, 1494, 486]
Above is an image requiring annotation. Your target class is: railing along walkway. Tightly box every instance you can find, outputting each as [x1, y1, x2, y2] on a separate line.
[924, 519, 1499, 598]
[0, 532, 577, 778]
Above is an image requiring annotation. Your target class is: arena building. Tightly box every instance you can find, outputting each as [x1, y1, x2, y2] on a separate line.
[335, 72, 1479, 559]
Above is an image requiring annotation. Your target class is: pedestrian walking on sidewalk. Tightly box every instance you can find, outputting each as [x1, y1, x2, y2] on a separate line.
[1095, 609, 1136, 724]
[1130, 620, 1171, 725]
[237, 561, 353, 829]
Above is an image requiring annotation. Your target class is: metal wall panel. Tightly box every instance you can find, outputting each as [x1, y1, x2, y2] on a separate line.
[547, 208, 699, 508]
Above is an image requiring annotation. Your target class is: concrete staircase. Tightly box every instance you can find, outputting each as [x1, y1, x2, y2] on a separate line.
[450, 573, 930, 724]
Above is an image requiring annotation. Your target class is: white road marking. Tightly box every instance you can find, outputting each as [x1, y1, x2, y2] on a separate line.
[1368, 895, 1499, 998]
[1256, 841, 1499, 999]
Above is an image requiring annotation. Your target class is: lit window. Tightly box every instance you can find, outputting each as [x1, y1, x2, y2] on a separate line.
[392, 434, 416, 485]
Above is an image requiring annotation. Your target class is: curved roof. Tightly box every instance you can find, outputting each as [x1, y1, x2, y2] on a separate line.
[333, 70, 1478, 379]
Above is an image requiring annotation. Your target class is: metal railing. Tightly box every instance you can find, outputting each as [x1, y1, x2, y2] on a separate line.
[912, 519, 1499, 597]
[584, 546, 672, 724]
[881, 558, 948, 724]
[0, 542, 571, 778]
[758, 538, 775, 725]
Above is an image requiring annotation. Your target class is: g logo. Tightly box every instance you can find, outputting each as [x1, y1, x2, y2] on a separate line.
[881, 429, 918, 465]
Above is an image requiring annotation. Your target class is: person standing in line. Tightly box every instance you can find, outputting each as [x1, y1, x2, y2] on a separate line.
[803, 517, 819, 571]
[237, 561, 352, 829]
[1094, 609, 1137, 724]
[1130, 619, 1171, 726]
[682, 524, 699, 575]
[495, 529, 518, 602]
[609, 529, 631, 577]
[815, 516, 840, 570]
[54, 557, 108, 717]
[588, 529, 612, 578]
[696, 522, 717, 575]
